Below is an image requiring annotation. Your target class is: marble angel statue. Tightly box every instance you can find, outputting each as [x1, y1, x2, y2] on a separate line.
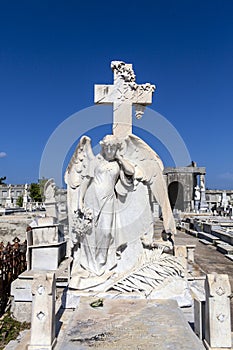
[64, 134, 177, 290]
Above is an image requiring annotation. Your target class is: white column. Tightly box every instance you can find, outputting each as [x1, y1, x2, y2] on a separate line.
[28, 272, 57, 350]
[204, 273, 232, 349]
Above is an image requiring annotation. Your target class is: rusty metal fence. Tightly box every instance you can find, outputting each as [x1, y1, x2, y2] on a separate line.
[0, 238, 27, 315]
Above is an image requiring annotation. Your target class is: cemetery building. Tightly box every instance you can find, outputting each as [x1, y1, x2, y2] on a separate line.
[0, 184, 25, 208]
[164, 163, 206, 212]
[206, 189, 233, 210]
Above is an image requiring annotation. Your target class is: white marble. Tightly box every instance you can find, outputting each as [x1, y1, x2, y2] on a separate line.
[174, 245, 188, 271]
[44, 178, 58, 218]
[204, 273, 232, 349]
[64, 61, 177, 292]
[11, 278, 33, 322]
[28, 272, 56, 350]
[94, 61, 155, 138]
[65, 133, 176, 290]
[29, 242, 66, 270]
[27, 217, 66, 271]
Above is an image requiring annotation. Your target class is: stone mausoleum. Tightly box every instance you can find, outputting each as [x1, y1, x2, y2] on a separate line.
[164, 163, 206, 212]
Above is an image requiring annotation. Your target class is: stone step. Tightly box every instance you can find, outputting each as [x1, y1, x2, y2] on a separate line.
[217, 243, 233, 255]
[213, 239, 222, 246]
[225, 254, 233, 262]
[185, 228, 198, 237]
[198, 231, 220, 243]
[199, 239, 213, 245]
[212, 229, 233, 245]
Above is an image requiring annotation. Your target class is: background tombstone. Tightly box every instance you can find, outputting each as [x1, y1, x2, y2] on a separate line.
[23, 183, 29, 210]
[44, 178, 58, 219]
[28, 272, 56, 350]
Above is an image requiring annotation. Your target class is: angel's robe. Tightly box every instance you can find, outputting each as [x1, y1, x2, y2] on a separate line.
[69, 154, 154, 290]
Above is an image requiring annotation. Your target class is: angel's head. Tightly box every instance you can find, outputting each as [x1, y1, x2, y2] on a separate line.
[100, 135, 121, 161]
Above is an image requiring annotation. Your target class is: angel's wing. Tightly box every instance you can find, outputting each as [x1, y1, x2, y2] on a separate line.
[123, 134, 164, 183]
[123, 134, 176, 234]
[64, 136, 95, 243]
[64, 136, 95, 188]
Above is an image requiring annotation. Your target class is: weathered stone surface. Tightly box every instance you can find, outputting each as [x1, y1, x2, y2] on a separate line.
[164, 166, 206, 212]
[57, 297, 205, 350]
[26, 219, 66, 271]
[204, 274, 232, 349]
[28, 272, 56, 350]
[174, 245, 188, 270]
[29, 241, 66, 270]
[0, 214, 35, 244]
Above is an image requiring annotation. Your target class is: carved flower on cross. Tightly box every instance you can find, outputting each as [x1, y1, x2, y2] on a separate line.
[111, 61, 136, 82]
[141, 83, 156, 92]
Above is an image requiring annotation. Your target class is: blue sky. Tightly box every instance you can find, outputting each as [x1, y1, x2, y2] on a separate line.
[0, 0, 233, 189]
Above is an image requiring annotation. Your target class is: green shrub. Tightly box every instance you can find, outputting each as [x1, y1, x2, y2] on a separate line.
[0, 311, 30, 349]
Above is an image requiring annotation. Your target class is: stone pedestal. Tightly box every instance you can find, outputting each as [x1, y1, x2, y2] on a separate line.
[11, 216, 69, 322]
[193, 290, 206, 340]
[204, 274, 232, 349]
[194, 297, 205, 340]
[28, 272, 56, 350]
[11, 276, 33, 322]
[26, 217, 66, 271]
[11, 257, 72, 322]
[29, 242, 66, 270]
[186, 245, 195, 263]
[174, 245, 188, 271]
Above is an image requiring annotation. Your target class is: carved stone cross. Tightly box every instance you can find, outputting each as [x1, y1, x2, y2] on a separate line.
[94, 61, 155, 138]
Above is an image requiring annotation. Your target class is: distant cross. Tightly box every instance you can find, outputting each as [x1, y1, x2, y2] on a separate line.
[94, 61, 155, 138]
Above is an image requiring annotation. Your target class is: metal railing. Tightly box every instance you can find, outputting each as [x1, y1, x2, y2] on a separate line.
[0, 238, 27, 315]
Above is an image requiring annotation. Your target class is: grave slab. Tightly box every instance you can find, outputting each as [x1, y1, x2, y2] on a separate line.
[57, 297, 205, 350]
[217, 243, 233, 255]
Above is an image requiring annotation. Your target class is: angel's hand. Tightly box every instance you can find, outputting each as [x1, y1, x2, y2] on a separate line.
[115, 149, 122, 162]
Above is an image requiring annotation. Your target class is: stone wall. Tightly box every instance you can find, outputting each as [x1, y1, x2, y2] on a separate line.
[0, 214, 38, 244]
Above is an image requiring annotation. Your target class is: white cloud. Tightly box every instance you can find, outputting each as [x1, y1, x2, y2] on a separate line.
[0, 152, 6, 158]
